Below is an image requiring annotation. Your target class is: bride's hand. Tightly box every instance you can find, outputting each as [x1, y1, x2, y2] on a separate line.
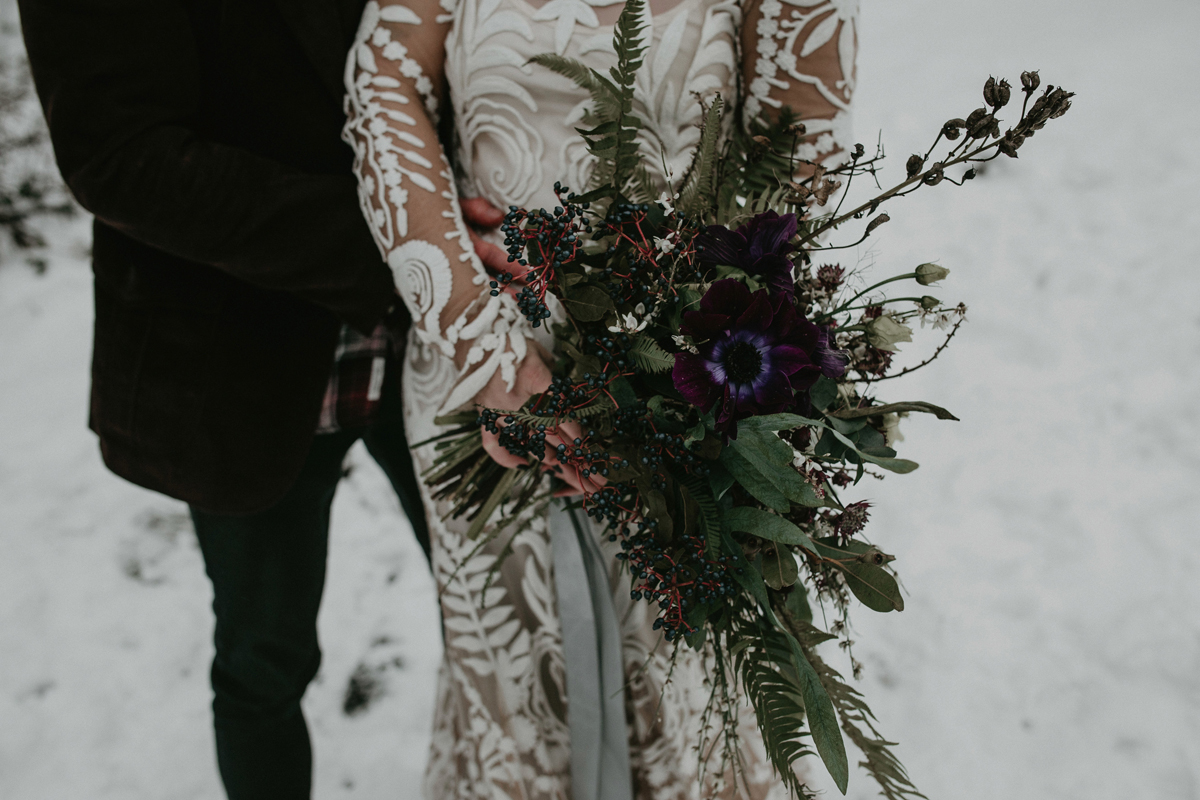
[473, 342, 604, 497]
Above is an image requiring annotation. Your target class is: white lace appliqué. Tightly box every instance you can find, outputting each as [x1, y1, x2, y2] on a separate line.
[344, 1, 532, 413]
[746, 0, 857, 164]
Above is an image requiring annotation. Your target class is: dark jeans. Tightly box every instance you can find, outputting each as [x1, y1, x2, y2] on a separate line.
[189, 379, 428, 800]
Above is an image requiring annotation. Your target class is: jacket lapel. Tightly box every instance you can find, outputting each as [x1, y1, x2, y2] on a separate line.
[272, 0, 351, 102]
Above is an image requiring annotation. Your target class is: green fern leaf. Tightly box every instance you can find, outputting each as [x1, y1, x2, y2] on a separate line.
[628, 335, 675, 374]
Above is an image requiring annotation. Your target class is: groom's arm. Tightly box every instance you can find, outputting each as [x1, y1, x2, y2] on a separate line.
[17, 0, 394, 332]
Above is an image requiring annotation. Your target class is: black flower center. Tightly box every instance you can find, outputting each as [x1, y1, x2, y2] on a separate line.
[723, 341, 764, 384]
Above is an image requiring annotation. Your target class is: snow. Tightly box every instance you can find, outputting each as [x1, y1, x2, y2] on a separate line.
[2, 0, 1198, 798]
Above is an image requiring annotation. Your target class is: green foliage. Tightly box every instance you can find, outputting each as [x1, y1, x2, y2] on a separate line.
[724, 506, 817, 554]
[526, 0, 646, 198]
[732, 621, 818, 799]
[628, 335, 675, 373]
[784, 611, 927, 800]
[721, 427, 825, 511]
[718, 106, 805, 212]
[562, 284, 616, 321]
[676, 95, 724, 217]
[812, 538, 905, 613]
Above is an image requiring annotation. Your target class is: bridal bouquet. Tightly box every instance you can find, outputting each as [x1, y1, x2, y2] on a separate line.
[425, 3, 1072, 796]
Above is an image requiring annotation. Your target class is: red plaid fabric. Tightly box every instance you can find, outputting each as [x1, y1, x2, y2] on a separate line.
[315, 322, 393, 434]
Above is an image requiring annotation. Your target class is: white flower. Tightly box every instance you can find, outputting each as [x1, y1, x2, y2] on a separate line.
[656, 191, 676, 214]
[608, 312, 648, 334]
[866, 314, 913, 352]
[671, 334, 698, 354]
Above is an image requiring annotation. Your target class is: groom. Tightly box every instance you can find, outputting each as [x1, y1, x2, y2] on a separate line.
[18, 1, 503, 797]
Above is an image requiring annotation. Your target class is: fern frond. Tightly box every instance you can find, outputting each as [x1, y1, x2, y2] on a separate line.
[676, 95, 724, 217]
[527, 54, 623, 121]
[783, 610, 927, 800]
[732, 621, 819, 799]
[628, 335, 675, 373]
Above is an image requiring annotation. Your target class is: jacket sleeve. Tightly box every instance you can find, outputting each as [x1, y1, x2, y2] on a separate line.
[741, 0, 858, 166]
[17, 0, 395, 332]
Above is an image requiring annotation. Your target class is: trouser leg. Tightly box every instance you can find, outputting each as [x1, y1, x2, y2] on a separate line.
[361, 367, 431, 564]
[190, 430, 357, 800]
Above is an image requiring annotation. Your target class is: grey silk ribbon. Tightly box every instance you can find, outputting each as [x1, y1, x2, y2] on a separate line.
[550, 503, 633, 800]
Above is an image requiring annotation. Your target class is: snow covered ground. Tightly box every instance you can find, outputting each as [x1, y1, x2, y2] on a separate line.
[1, 0, 1198, 798]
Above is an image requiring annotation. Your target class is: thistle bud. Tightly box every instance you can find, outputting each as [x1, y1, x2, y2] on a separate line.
[915, 262, 950, 285]
[866, 315, 914, 352]
[920, 296, 940, 310]
[983, 76, 998, 107]
[906, 154, 925, 177]
[1021, 70, 1040, 92]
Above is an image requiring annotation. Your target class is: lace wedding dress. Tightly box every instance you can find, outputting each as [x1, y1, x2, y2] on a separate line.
[342, 0, 856, 796]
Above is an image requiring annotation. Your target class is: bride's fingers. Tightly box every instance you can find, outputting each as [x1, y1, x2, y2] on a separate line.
[481, 428, 528, 470]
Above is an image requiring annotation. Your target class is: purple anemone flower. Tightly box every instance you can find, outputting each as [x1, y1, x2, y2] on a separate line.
[672, 279, 845, 435]
[696, 210, 799, 296]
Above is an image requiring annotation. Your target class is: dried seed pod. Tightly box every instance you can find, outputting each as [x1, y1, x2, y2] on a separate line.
[752, 135, 772, 146]
[963, 167, 977, 180]
[965, 107, 989, 136]
[942, 118, 966, 140]
[1021, 70, 1040, 92]
[922, 163, 945, 185]
[998, 138, 1019, 158]
[968, 112, 997, 139]
[787, 122, 808, 137]
[852, 142, 865, 159]
[995, 79, 1012, 108]
[906, 154, 925, 177]
[865, 213, 891, 235]
[983, 76, 998, 107]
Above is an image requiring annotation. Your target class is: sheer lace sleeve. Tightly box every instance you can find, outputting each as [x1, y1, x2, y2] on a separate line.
[344, 0, 531, 413]
[740, 0, 858, 166]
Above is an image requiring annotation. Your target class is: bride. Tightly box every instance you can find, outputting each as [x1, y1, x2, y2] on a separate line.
[341, 0, 857, 796]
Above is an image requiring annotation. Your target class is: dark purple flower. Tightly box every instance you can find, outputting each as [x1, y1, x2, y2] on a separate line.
[672, 279, 846, 435]
[696, 210, 799, 295]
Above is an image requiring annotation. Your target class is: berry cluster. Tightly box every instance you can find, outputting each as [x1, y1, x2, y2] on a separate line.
[593, 203, 703, 316]
[491, 183, 592, 328]
[617, 511, 737, 642]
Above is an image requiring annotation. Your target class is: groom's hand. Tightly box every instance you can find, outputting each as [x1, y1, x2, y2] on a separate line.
[461, 197, 530, 289]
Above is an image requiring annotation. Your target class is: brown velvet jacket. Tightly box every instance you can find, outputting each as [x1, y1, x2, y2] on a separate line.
[19, 0, 399, 513]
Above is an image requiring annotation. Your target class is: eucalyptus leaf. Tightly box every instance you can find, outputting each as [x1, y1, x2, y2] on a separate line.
[826, 427, 919, 474]
[762, 542, 799, 590]
[809, 377, 838, 412]
[813, 538, 904, 613]
[727, 429, 825, 507]
[720, 445, 790, 512]
[724, 506, 817, 554]
[562, 285, 615, 321]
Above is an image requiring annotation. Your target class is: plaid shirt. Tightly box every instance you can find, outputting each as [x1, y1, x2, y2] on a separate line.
[315, 322, 393, 434]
